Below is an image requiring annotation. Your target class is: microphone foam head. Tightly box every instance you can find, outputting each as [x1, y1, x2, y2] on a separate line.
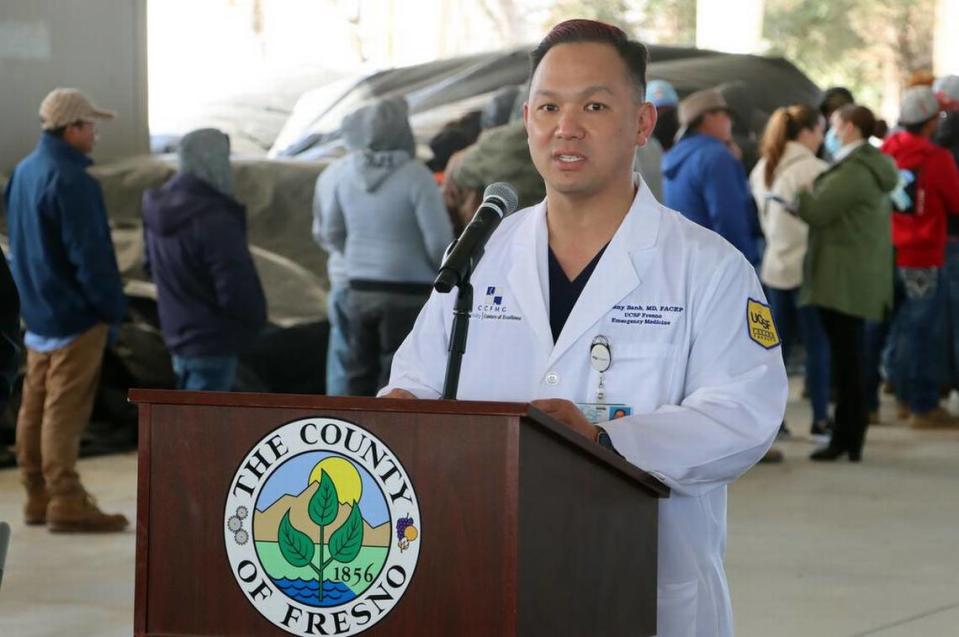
[483, 182, 519, 216]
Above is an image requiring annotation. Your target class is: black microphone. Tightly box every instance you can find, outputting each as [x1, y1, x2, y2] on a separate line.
[434, 182, 519, 293]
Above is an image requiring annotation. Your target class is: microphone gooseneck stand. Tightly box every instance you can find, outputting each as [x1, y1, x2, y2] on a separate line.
[441, 267, 472, 400]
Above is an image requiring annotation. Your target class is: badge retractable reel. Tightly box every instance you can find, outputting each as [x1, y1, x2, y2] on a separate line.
[590, 335, 612, 403]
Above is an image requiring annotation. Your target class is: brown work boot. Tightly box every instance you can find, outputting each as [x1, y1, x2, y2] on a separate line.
[896, 401, 911, 420]
[910, 407, 959, 430]
[24, 485, 49, 526]
[759, 447, 784, 464]
[47, 491, 129, 533]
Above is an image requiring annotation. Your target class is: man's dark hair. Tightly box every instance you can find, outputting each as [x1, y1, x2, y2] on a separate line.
[688, 108, 731, 133]
[653, 106, 679, 150]
[819, 87, 855, 119]
[530, 19, 649, 101]
[903, 116, 937, 136]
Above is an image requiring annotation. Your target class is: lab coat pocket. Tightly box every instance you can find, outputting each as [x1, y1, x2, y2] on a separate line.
[657, 579, 698, 637]
[604, 342, 679, 410]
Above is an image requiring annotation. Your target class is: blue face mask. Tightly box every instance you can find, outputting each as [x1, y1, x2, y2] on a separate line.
[824, 127, 843, 157]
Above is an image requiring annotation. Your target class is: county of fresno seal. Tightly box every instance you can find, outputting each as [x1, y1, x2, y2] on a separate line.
[224, 417, 421, 636]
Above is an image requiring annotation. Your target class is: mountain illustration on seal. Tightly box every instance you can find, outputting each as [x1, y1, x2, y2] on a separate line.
[254, 480, 391, 545]
[251, 454, 392, 608]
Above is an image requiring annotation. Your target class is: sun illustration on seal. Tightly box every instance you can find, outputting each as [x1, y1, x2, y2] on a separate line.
[309, 456, 362, 504]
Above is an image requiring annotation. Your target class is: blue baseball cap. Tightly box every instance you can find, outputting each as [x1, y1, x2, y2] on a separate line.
[646, 80, 679, 107]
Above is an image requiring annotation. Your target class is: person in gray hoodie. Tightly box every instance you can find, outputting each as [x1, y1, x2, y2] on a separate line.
[318, 97, 454, 395]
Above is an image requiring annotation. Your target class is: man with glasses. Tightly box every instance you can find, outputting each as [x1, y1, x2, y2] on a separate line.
[4, 88, 128, 532]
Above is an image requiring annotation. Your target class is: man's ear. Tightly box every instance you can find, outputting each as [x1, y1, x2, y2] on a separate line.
[636, 101, 658, 147]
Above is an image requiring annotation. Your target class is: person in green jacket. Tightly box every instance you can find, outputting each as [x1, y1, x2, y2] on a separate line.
[797, 104, 898, 462]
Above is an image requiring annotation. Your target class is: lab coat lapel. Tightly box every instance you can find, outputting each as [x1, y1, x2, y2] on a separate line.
[506, 202, 554, 354]
[546, 182, 663, 370]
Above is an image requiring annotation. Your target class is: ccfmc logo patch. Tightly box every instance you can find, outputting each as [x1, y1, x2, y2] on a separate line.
[225, 417, 421, 636]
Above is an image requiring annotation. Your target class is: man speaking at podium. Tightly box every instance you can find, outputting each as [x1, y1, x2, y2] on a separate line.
[381, 19, 787, 636]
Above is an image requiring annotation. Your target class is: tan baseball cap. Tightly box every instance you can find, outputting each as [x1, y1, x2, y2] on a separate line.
[39, 88, 116, 130]
[676, 88, 731, 138]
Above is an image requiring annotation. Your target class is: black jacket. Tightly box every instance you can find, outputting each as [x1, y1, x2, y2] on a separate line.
[142, 174, 267, 357]
[1, 248, 21, 405]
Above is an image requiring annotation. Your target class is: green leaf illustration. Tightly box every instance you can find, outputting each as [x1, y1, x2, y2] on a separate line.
[278, 509, 315, 568]
[327, 503, 364, 565]
[309, 470, 339, 527]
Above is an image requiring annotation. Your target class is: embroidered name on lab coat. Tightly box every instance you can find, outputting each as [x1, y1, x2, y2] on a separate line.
[610, 304, 684, 327]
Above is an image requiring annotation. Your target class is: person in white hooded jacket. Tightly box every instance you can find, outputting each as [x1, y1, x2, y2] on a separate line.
[381, 19, 787, 636]
[750, 104, 832, 438]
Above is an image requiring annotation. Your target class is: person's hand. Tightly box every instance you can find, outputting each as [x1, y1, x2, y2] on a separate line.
[531, 399, 598, 441]
[381, 388, 417, 399]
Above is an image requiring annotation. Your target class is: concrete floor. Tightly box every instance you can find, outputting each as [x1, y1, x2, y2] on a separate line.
[0, 379, 957, 637]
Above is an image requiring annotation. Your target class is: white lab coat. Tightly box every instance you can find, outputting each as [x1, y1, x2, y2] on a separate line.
[381, 178, 788, 636]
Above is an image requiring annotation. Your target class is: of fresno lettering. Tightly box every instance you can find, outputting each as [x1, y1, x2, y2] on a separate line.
[225, 418, 421, 636]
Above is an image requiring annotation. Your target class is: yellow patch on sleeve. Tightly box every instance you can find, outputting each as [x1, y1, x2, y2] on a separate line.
[747, 299, 781, 349]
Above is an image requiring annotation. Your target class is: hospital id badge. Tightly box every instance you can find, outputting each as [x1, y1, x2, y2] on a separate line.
[576, 402, 632, 424]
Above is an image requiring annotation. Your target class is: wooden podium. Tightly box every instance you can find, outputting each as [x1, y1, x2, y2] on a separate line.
[129, 390, 668, 637]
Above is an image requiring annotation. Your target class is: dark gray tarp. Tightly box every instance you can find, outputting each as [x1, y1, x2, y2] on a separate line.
[273, 45, 820, 161]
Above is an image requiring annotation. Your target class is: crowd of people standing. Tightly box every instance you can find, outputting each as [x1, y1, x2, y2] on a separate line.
[4, 64, 959, 534]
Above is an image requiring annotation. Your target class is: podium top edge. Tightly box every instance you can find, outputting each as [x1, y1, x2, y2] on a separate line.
[127, 389, 533, 416]
[127, 389, 669, 497]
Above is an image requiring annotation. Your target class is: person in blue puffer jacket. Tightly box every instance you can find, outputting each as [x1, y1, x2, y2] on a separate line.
[662, 88, 760, 265]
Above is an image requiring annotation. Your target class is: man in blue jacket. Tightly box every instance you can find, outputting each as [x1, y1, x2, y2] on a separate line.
[4, 88, 128, 533]
[662, 88, 759, 264]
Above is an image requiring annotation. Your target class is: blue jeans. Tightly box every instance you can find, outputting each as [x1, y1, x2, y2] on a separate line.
[172, 355, 238, 391]
[765, 286, 831, 422]
[893, 267, 945, 413]
[942, 240, 959, 388]
[325, 285, 350, 396]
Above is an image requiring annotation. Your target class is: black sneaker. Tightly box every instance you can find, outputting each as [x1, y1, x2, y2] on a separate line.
[810, 419, 832, 442]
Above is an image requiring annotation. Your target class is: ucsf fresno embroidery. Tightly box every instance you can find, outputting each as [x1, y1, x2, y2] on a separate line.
[611, 304, 684, 326]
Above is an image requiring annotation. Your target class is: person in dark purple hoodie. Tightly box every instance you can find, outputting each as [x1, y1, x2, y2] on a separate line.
[142, 128, 266, 391]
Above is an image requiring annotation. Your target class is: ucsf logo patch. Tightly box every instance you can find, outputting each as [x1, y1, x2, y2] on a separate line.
[746, 299, 780, 349]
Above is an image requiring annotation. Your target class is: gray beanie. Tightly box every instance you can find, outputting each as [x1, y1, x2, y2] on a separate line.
[178, 128, 234, 197]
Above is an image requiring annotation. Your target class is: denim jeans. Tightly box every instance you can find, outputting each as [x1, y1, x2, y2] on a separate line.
[942, 240, 959, 388]
[765, 286, 831, 421]
[345, 288, 428, 396]
[325, 285, 350, 396]
[893, 267, 945, 413]
[172, 355, 238, 391]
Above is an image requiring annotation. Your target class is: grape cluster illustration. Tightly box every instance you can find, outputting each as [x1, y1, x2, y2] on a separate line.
[228, 506, 249, 545]
[395, 515, 418, 552]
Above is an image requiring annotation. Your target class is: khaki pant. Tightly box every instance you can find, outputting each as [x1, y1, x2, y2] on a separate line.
[16, 324, 108, 497]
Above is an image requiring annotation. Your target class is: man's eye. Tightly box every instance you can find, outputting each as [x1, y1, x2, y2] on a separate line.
[538, 104, 558, 112]
[586, 103, 608, 112]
